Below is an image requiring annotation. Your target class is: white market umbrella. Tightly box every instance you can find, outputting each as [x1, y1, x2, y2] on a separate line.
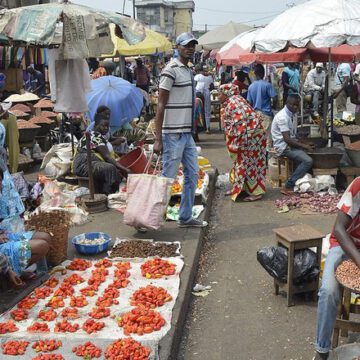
[197, 21, 252, 50]
[253, 0, 360, 52]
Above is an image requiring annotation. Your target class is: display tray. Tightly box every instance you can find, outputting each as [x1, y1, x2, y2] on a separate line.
[335, 260, 360, 295]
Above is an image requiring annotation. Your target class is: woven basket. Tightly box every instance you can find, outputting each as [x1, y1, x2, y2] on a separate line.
[26, 210, 71, 266]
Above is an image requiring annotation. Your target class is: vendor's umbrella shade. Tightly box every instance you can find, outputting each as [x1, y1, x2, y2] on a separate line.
[0, 2, 145, 59]
[253, 0, 360, 52]
[106, 26, 172, 56]
[86, 76, 144, 128]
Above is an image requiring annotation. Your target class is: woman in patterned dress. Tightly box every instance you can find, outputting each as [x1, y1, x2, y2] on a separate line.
[73, 113, 130, 195]
[218, 83, 267, 202]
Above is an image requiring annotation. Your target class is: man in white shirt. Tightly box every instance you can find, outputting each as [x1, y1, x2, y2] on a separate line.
[271, 94, 315, 195]
[304, 63, 326, 116]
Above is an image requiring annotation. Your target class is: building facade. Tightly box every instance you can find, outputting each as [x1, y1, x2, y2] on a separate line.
[1, 0, 54, 8]
[135, 0, 195, 40]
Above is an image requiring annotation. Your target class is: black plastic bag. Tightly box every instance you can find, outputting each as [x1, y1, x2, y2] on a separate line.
[257, 246, 320, 284]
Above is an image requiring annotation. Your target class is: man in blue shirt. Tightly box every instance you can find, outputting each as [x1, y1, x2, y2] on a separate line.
[247, 64, 277, 150]
[27, 66, 46, 97]
[333, 62, 351, 113]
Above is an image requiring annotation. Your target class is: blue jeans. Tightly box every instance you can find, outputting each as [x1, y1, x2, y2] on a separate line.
[162, 133, 198, 223]
[315, 246, 347, 353]
[282, 148, 313, 188]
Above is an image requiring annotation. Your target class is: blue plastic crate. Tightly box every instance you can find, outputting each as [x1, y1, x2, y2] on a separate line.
[71, 232, 111, 255]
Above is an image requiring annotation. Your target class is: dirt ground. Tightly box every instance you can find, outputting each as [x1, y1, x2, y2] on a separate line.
[177, 131, 338, 360]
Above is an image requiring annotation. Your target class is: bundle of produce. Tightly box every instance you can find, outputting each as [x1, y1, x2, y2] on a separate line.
[10, 103, 31, 113]
[34, 99, 54, 109]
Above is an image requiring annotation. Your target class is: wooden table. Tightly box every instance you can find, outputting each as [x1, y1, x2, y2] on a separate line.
[273, 224, 324, 307]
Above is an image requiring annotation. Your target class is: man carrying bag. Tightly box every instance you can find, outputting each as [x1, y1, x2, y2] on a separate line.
[153, 32, 208, 228]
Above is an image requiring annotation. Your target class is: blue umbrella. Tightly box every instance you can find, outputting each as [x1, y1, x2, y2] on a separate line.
[86, 76, 144, 130]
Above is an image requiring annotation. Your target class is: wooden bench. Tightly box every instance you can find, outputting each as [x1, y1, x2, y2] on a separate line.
[332, 286, 360, 348]
[273, 224, 324, 307]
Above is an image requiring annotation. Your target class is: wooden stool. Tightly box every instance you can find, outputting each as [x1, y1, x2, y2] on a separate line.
[273, 224, 324, 307]
[269, 151, 293, 187]
[332, 286, 360, 348]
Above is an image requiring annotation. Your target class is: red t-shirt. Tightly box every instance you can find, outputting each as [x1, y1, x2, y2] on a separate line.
[233, 79, 248, 92]
[330, 177, 360, 248]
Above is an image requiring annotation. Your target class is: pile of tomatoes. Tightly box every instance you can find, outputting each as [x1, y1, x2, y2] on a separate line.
[53, 283, 74, 298]
[141, 258, 176, 279]
[32, 354, 64, 360]
[2, 340, 29, 355]
[61, 307, 79, 319]
[88, 307, 110, 319]
[111, 262, 131, 289]
[0, 320, 18, 334]
[82, 319, 105, 334]
[95, 258, 113, 268]
[32, 340, 62, 353]
[44, 277, 59, 288]
[34, 287, 54, 299]
[72, 342, 102, 359]
[88, 268, 108, 286]
[46, 296, 65, 309]
[70, 295, 88, 307]
[63, 273, 85, 285]
[38, 309, 57, 321]
[18, 296, 38, 309]
[131, 285, 172, 308]
[10, 308, 29, 321]
[54, 320, 79, 333]
[66, 258, 91, 271]
[80, 285, 98, 297]
[95, 295, 118, 307]
[27, 322, 50, 332]
[104, 338, 150, 359]
[118, 307, 166, 336]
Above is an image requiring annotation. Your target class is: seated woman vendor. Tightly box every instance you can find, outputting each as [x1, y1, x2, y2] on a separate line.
[0, 166, 50, 286]
[87, 106, 127, 153]
[73, 113, 130, 195]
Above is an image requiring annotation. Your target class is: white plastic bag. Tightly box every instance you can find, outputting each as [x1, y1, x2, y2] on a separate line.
[40, 143, 73, 178]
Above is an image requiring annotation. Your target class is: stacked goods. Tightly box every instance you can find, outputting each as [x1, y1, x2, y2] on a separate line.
[10, 103, 31, 113]
[11, 109, 29, 117]
[29, 116, 54, 124]
[336, 260, 360, 292]
[40, 111, 57, 119]
[26, 210, 71, 265]
[34, 99, 54, 109]
[17, 119, 40, 129]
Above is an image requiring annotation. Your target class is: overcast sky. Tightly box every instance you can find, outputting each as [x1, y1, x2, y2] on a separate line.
[74, 0, 307, 30]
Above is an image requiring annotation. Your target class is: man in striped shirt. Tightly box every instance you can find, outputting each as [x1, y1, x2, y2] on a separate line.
[154, 33, 207, 228]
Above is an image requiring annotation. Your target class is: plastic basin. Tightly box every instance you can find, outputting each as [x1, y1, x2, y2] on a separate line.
[71, 232, 111, 255]
[118, 147, 148, 173]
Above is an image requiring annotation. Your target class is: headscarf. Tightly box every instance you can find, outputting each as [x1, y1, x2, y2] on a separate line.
[219, 83, 240, 98]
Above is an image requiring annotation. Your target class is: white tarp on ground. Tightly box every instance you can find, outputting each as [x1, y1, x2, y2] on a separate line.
[0, 257, 184, 359]
[253, 0, 360, 53]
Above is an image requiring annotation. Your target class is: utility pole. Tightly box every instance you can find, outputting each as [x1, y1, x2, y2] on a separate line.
[205, 24, 207, 32]
[133, 0, 135, 19]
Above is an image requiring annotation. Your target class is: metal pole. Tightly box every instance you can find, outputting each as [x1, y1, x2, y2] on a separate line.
[133, 0, 135, 19]
[69, 116, 75, 157]
[85, 132, 95, 200]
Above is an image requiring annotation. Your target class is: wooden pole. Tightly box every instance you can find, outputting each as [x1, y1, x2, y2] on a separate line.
[85, 132, 95, 200]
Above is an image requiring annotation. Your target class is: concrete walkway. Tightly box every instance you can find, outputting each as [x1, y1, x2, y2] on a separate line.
[178, 132, 336, 360]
